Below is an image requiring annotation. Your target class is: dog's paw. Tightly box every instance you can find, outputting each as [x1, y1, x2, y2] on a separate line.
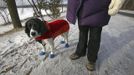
[60, 41, 65, 44]
[39, 51, 46, 56]
[49, 54, 55, 58]
[65, 43, 69, 48]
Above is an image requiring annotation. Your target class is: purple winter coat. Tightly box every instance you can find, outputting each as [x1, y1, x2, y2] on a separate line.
[66, 0, 111, 27]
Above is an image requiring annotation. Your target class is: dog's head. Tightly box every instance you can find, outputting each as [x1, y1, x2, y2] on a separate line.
[25, 18, 48, 38]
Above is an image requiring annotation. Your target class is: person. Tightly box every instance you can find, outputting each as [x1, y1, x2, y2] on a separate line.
[66, 0, 125, 71]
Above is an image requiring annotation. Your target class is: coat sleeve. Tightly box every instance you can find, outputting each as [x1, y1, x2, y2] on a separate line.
[66, 0, 83, 24]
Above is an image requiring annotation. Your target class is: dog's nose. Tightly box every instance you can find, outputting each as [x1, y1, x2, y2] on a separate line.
[31, 32, 36, 36]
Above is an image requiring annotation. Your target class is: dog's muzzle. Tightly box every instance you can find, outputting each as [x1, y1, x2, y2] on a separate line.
[30, 29, 38, 37]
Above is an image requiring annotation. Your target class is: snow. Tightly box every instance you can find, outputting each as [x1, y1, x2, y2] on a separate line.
[0, 25, 13, 34]
[0, 7, 67, 25]
[0, 10, 134, 75]
[15, 0, 68, 6]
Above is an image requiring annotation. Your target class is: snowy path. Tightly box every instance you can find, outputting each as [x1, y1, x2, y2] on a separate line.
[0, 13, 134, 75]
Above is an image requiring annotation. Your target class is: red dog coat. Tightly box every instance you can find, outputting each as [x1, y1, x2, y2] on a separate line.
[35, 20, 69, 40]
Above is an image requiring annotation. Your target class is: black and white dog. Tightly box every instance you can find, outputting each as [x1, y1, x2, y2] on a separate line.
[25, 18, 70, 58]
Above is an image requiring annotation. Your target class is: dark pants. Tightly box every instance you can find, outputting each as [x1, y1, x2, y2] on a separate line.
[75, 26, 102, 63]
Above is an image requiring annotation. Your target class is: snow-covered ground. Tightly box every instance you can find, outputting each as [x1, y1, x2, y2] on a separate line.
[0, 8, 34, 25]
[0, 10, 134, 75]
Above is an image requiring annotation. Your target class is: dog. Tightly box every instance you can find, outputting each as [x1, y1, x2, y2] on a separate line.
[25, 18, 70, 58]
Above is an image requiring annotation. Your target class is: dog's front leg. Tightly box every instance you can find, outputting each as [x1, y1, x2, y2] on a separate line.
[61, 32, 70, 48]
[46, 38, 55, 58]
[37, 40, 46, 55]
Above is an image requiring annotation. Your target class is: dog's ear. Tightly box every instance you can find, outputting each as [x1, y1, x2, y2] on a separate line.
[39, 20, 49, 35]
[25, 21, 30, 37]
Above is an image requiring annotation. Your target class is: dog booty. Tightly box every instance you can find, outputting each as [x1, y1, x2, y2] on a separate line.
[39, 51, 46, 56]
[60, 41, 65, 44]
[65, 43, 70, 48]
[49, 53, 55, 58]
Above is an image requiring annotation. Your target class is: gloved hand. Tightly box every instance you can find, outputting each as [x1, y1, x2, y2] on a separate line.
[108, 0, 125, 16]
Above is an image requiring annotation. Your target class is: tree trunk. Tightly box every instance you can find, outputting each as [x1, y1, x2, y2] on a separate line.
[6, 0, 22, 28]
